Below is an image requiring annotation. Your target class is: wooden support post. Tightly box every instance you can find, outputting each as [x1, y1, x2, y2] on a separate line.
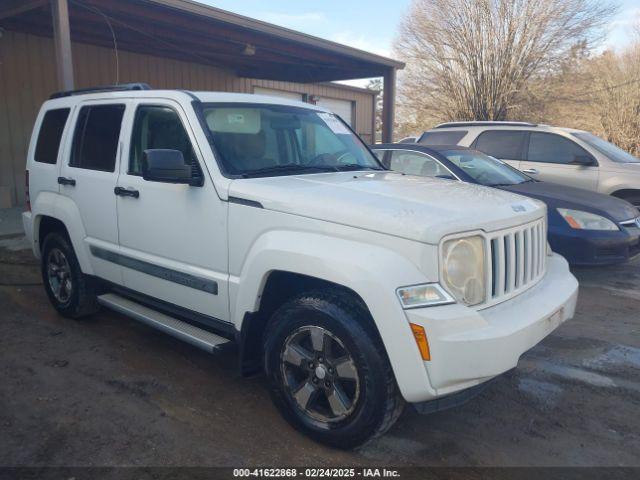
[51, 0, 74, 90]
[382, 67, 396, 143]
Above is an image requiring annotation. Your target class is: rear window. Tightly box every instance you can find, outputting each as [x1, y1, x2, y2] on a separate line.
[473, 130, 527, 160]
[34, 108, 70, 164]
[418, 130, 467, 145]
[70, 104, 125, 172]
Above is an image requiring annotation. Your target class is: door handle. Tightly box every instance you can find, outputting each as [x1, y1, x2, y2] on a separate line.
[114, 186, 140, 198]
[522, 168, 539, 175]
[57, 176, 76, 186]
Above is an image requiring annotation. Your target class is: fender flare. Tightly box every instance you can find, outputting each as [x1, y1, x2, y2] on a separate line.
[32, 192, 93, 275]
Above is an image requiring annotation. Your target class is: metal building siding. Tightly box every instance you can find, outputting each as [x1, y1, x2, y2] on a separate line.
[0, 31, 375, 206]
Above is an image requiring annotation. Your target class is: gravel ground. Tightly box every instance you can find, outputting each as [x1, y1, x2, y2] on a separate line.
[1, 241, 638, 467]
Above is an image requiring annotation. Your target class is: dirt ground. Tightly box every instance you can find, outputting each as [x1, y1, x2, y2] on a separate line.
[1, 239, 639, 467]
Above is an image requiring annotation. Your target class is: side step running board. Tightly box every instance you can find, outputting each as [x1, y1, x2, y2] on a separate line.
[97, 293, 231, 353]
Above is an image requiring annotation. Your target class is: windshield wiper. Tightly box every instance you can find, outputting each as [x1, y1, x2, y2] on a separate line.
[334, 163, 383, 171]
[240, 164, 337, 178]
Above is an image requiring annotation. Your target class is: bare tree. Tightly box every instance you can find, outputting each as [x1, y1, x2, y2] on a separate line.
[588, 44, 640, 155]
[395, 0, 617, 130]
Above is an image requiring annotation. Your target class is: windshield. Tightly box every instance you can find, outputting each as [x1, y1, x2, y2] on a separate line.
[572, 132, 640, 163]
[440, 149, 531, 186]
[199, 103, 382, 177]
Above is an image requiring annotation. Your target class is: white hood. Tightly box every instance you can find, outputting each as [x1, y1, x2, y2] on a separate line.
[228, 171, 545, 244]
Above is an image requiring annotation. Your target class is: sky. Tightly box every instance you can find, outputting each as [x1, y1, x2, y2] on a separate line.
[201, 0, 640, 86]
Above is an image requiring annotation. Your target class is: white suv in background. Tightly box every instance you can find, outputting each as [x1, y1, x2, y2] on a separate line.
[23, 86, 578, 448]
[418, 122, 640, 209]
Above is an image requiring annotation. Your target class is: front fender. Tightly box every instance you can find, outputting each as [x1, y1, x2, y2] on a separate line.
[231, 230, 437, 401]
[599, 174, 640, 196]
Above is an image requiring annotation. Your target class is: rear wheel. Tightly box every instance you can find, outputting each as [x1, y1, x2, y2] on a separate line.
[41, 232, 98, 318]
[264, 290, 404, 449]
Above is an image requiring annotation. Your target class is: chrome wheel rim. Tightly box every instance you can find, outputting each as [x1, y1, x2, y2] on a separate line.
[280, 326, 360, 424]
[47, 248, 73, 304]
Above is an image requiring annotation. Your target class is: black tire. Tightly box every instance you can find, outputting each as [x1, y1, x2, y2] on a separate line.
[41, 231, 99, 318]
[264, 289, 404, 449]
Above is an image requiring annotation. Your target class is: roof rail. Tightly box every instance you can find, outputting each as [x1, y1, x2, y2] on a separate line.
[433, 121, 538, 129]
[50, 83, 152, 99]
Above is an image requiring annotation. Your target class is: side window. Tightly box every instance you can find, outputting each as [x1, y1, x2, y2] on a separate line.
[388, 150, 448, 177]
[70, 104, 125, 172]
[474, 130, 527, 160]
[129, 105, 200, 177]
[34, 108, 70, 164]
[418, 130, 467, 145]
[528, 132, 593, 165]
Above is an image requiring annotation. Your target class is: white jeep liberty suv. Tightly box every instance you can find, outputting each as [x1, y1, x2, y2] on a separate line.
[23, 84, 578, 448]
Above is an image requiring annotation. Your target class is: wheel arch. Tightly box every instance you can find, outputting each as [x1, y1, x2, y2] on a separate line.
[238, 270, 376, 376]
[610, 188, 640, 203]
[32, 192, 92, 274]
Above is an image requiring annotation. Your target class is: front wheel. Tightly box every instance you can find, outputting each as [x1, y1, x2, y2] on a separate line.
[264, 290, 404, 449]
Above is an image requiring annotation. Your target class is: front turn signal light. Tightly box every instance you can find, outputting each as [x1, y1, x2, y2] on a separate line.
[410, 323, 431, 361]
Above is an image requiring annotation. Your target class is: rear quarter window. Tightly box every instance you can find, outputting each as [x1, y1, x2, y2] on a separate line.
[418, 130, 468, 145]
[34, 108, 70, 164]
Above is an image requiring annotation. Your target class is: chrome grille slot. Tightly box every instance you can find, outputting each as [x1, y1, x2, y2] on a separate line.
[484, 217, 547, 307]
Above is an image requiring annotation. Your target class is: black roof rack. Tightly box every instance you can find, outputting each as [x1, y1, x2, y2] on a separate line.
[50, 83, 152, 99]
[433, 121, 538, 129]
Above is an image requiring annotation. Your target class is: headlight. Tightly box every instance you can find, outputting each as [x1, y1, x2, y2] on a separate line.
[442, 235, 485, 306]
[397, 283, 454, 309]
[557, 208, 619, 231]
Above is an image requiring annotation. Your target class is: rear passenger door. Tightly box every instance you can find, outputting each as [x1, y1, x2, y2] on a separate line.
[472, 130, 527, 170]
[520, 132, 599, 190]
[58, 100, 129, 285]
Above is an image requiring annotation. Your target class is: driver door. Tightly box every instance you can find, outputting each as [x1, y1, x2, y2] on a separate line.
[520, 132, 599, 190]
[115, 100, 230, 325]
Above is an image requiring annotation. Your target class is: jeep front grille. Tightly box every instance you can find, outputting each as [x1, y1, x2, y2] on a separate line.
[485, 217, 547, 307]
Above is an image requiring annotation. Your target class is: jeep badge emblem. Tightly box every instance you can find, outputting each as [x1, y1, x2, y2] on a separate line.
[512, 204, 526, 213]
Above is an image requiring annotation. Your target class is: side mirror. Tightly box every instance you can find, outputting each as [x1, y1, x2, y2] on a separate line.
[571, 155, 596, 167]
[142, 149, 194, 184]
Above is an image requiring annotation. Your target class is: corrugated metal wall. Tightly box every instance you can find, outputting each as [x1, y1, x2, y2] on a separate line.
[0, 30, 375, 207]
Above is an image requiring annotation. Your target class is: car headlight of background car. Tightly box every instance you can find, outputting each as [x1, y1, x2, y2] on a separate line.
[441, 235, 485, 306]
[557, 208, 619, 231]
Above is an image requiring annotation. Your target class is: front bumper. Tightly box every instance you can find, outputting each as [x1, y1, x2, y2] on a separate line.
[402, 253, 578, 402]
[549, 224, 640, 266]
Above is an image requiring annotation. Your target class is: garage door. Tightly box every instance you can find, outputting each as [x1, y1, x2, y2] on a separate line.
[253, 87, 303, 102]
[317, 97, 353, 126]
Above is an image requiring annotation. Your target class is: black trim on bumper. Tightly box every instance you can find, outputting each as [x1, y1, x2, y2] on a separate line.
[412, 373, 506, 415]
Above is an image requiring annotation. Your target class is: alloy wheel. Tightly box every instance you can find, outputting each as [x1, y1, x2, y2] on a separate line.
[46, 248, 73, 304]
[280, 325, 360, 424]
